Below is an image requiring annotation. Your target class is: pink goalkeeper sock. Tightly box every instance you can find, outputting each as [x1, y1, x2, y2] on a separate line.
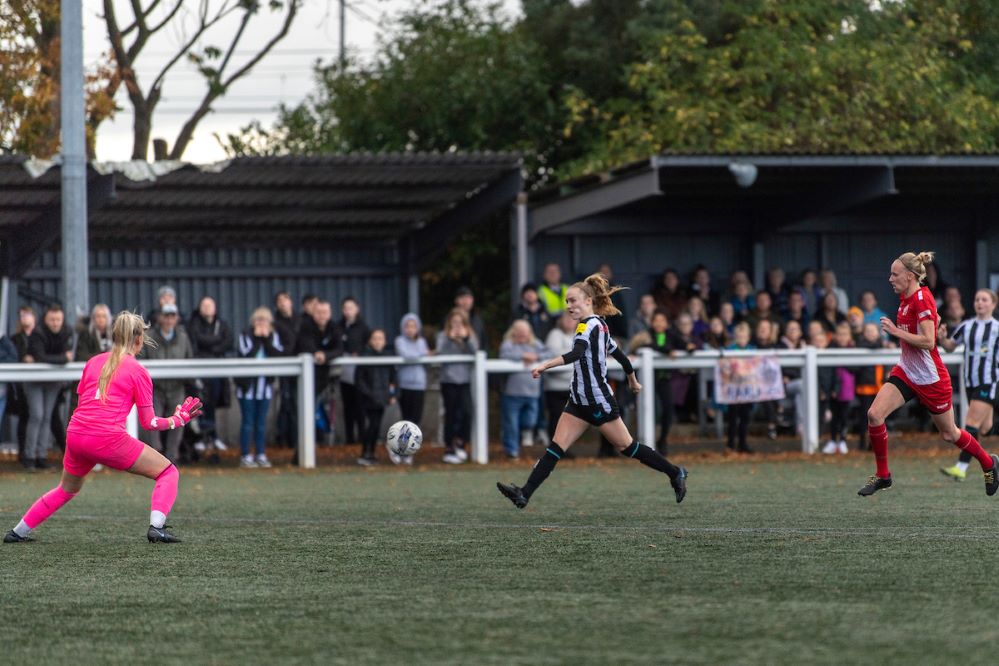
[23, 486, 78, 530]
[150, 465, 179, 518]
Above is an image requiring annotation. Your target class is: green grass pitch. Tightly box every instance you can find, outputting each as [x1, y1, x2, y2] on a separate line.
[2, 453, 998, 664]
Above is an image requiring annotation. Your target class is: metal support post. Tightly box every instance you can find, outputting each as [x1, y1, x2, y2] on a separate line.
[471, 350, 489, 463]
[638, 348, 656, 446]
[297, 354, 316, 468]
[803, 345, 819, 453]
[61, 0, 89, 319]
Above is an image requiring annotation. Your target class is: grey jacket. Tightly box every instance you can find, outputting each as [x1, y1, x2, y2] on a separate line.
[435, 332, 477, 385]
[395, 313, 429, 391]
[499, 339, 552, 397]
[142, 327, 193, 394]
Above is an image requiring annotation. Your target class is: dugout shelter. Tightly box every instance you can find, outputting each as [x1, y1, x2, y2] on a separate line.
[518, 154, 999, 313]
[0, 152, 522, 331]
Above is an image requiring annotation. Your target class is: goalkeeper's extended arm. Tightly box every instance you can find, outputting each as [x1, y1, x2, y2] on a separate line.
[137, 396, 203, 431]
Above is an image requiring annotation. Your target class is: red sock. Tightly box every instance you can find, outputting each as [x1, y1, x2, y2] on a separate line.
[955, 430, 994, 470]
[868, 423, 889, 477]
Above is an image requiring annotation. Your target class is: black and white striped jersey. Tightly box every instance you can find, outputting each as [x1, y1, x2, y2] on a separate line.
[568, 315, 618, 412]
[950, 317, 999, 388]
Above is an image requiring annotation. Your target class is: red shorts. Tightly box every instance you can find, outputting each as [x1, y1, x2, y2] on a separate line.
[888, 367, 953, 415]
[63, 430, 146, 477]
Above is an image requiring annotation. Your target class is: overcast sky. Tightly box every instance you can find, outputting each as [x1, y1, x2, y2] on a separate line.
[83, 1, 521, 164]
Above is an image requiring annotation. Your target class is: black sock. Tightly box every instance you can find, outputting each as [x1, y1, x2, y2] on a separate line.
[623, 441, 680, 480]
[522, 443, 565, 499]
[959, 427, 979, 464]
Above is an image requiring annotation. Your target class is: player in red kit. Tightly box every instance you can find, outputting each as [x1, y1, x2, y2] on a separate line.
[859, 251, 999, 496]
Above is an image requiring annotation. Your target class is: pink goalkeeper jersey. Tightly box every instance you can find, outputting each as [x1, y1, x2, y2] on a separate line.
[68, 352, 154, 436]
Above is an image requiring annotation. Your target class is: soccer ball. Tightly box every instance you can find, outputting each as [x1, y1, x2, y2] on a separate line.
[386, 420, 423, 456]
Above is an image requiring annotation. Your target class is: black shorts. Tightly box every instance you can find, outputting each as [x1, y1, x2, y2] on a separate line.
[564, 399, 620, 426]
[967, 383, 998, 407]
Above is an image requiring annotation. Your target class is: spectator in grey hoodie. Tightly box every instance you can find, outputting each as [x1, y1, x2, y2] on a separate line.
[435, 308, 478, 464]
[499, 320, 552, 459]
[395, 312, 429, 429]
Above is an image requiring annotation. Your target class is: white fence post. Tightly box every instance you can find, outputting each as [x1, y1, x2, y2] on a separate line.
[297, 353, 316, 469]
[471, 350, 489, 464]
[803, 346, 819, 454]
[638, 348, 656, 446]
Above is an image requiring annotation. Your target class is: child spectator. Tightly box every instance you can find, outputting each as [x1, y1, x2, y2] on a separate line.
[393, 313, 428, 465]
[684, 296, 711, 340]
[704, 316, 729, 350]
[355, 329, 396, 466]
[725, 322, 755, 453]
[809, 325, 836, 453]
[753, 319, 780, 440]
[339, 297, 372, 445]
[499, 320, 552, 459]
[719, 302, 736, 335]
[436, 308, 477, 464]
[728, 280, 755, 320]
[235, 308, 283, 468]
[823, 322, 855, 454]
[785, 290, 809, 331]
[853, 322, 886, 450]
[779, 320, 806, 437]
[846, 306, 865, 340]
[745, 291, 783, 344]
[635, 311, 683, 454]
[858, 289, 886, 325]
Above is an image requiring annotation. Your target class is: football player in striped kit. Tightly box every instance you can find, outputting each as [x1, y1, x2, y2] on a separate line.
[939, 288, 999, 481]
[497, 273, 687, 509]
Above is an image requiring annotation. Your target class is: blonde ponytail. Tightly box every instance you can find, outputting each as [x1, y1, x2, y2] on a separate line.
[572, 273, 628, 317]
[97, 311, 154, 402]
[897, 251, 934, 284]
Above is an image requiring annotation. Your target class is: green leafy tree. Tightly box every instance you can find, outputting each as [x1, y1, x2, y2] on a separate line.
[564, 0, 999, 175]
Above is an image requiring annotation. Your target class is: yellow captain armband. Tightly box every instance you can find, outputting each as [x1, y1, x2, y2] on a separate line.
[575, 322, 588, 334]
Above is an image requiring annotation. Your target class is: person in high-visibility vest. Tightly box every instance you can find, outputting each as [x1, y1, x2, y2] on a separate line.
[537, 263, 569, 317]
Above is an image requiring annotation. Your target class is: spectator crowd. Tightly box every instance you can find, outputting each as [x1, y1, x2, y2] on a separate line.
[0, 259, 971, 470]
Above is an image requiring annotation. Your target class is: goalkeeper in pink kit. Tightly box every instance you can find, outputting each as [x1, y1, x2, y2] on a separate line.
[4, 312, 202, 544]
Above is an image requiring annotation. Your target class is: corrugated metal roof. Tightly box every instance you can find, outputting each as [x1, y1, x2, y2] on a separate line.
[0, 152, 523, 247]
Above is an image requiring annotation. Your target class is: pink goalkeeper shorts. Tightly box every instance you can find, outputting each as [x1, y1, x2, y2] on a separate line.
[63, 430, 146, 477]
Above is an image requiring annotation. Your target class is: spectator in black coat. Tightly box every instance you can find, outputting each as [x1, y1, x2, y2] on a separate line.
[0, 331, 17, 456]
[10, 306, 36, 465]
[338, 296, 371, 444]
[355, 329, 396, 466]
[272, 290, 299, 448]
[187, 296, 234, 451]
[24, 304, 72, 469]
[515, 283, 552, 340]
[295, 299, 342, 398]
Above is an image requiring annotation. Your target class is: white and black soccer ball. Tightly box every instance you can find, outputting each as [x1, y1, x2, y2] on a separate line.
[386, 420, 423, 456]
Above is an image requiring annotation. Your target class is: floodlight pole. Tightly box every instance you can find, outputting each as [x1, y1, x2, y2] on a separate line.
[61, 0, 90, 321]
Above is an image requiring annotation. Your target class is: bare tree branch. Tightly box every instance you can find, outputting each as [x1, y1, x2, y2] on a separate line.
[170, 1, 300, 159]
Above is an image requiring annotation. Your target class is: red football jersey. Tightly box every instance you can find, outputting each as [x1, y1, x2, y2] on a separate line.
[895, 286, 947, 385]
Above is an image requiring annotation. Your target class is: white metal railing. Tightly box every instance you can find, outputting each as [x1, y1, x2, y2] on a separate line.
[0, 348, 967, 465]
